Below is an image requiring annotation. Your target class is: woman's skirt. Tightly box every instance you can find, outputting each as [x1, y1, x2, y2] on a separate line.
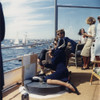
[81, 39, 92, 57]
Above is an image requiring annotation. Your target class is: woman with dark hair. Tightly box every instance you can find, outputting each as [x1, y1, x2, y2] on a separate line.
[78, 28, 87, 44]
[81, 17, 96, 70]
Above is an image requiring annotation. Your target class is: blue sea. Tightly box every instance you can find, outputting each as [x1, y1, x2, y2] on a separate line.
[1, 39, 53, 72]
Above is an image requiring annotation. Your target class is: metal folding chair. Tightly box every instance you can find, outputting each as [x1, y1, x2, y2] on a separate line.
[75, 44, 84, 67]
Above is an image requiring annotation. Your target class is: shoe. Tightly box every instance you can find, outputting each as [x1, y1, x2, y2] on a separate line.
[81, 67, 89, 70]
[68, 71, 72, 75]
[68, 82, 80, 95]
[32, 76, 43, 82]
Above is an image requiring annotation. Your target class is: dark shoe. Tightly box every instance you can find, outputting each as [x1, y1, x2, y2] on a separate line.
[68, 71, 72, 75]
[68, 82, 80, 95]
[81, 68, 86, 70]
[81, 67, 89, 70]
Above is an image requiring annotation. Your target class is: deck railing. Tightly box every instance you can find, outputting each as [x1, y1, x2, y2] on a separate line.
[2, 43, 41, 63]
[2, 44, 39, 91]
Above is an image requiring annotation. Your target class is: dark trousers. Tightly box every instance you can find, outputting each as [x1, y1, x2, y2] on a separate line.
[0, 87, 2, 100]
[38, 49, 48, 66]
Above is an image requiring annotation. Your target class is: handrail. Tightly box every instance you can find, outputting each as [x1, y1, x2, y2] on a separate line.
[2, 43, 42, 63]
[57, 5, 100, 9]
[1, 43, 45, 49]
[3, 56, 22, 63]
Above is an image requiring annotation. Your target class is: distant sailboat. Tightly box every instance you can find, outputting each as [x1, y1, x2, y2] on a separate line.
[14, 38, 19, 45]
[14, 33, 19, 45]
[14, 37, 24, 49]
[10, 39, 13, 43]
[22, 34, 27, 45]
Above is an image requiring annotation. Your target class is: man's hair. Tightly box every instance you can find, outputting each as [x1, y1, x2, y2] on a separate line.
[97, 16, 100, 20]
[56, 29, 65, 35]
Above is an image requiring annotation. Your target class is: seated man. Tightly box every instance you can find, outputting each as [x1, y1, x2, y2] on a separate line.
[38, 29, 77, 74]
[56, 29, 77, 65]
[56, 29, 77, 54]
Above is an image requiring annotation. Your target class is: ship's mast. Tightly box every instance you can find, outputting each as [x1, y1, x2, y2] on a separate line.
[54, 0, 58, 37]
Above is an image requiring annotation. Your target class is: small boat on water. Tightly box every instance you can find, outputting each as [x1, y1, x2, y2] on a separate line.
[2, 0, 100, 100]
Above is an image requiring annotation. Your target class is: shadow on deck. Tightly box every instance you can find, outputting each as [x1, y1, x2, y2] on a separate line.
[3, 66, 100, 100]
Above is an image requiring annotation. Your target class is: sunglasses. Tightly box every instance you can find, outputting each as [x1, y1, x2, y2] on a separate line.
[57, 33, 60, 35]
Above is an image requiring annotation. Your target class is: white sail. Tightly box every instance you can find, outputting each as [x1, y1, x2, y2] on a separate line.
[14, 38, 19, 45]
[22, 34, 27, 45]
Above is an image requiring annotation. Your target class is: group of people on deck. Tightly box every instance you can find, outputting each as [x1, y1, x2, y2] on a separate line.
[0, 1, 100, 98]
[38, 29, 79, 95]
[38, 16, 100, 95]
[78, 16, 100, 69]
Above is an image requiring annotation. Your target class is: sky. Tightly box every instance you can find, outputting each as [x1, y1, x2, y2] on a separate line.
[0, 0, 100, 40]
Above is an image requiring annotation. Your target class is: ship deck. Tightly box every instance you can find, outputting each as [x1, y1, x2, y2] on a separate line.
[3, 66, 100, 100]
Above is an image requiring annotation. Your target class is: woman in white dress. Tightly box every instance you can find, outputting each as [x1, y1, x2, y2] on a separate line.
[81, 17, 96, 70]
[94, 16, 100, 67]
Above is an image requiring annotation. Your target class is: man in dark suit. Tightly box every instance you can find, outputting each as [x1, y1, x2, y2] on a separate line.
[0, 2, 5, 100]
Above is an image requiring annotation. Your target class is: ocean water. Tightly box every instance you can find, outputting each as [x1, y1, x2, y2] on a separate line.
[1, 39, 53, 72]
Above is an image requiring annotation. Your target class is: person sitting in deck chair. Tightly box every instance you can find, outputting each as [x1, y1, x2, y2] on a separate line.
[56, 29, 77, 53]
[56, 29, 77, 65]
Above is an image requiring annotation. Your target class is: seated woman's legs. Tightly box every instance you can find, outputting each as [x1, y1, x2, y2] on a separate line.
[44, 63, 75, 92]
[44, 66, 75, 92]
[46, 78, 80, 95]
[47, 79, 75, 92]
